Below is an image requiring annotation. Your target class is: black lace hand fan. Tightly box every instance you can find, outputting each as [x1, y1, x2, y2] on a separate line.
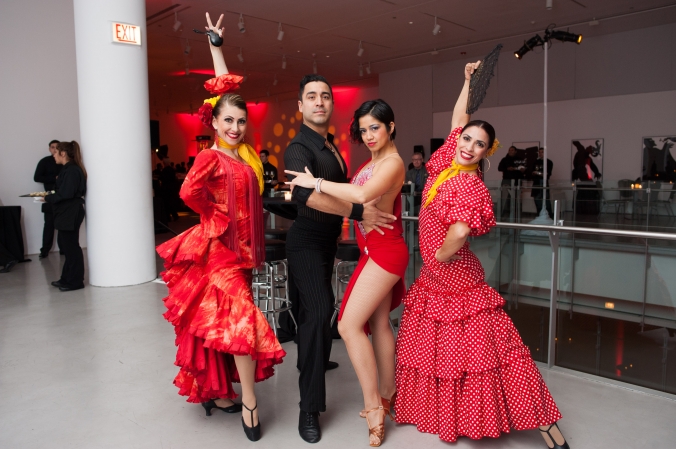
[466, 44, 502, 114]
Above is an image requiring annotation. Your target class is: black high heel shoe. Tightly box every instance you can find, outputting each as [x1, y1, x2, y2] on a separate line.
[241, 402, 261, 441]
[540, 423, 570, 449]
[201, 399, 242, 416]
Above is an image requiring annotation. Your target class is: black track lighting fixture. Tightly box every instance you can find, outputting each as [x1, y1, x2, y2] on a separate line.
[515, 25, 582, 59]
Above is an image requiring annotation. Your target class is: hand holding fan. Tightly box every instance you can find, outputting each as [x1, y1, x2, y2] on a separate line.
[466, 44, 502, 114]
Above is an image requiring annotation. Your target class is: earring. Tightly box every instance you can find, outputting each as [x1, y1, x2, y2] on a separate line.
[483, 158, 491, 172]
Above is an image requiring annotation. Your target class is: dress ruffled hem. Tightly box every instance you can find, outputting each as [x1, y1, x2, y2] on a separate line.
[395, 356, 562, 442]
[204, 74, 244, 95]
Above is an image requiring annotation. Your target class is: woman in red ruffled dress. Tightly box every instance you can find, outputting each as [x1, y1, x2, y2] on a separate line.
[394, 62, 570, 449]
[286, 99, 407, 446]
[157, 13, 285, 442]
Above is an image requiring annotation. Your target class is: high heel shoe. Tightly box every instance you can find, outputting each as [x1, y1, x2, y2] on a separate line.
[201, 399, 243, 416]
[241, 402, 261, 442]
[381, 392, 397, 421]
[360, 392, 397, 420]
[539, 423, 570, 449]
[362, 406, 385, 447]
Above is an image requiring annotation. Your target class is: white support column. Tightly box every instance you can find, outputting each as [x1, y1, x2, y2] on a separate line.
[73, 0, 155, 286]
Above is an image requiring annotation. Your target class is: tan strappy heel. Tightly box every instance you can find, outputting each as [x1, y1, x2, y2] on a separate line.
[359, 392, 397, 420]
[362, 406, 386, 447]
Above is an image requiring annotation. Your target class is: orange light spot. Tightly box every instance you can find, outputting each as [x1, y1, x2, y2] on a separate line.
[341, 133, 347, 141]
[273, 123, 284, 137]
[267, 141, 273, 149]
[328, 125, 336, 135]
[268, 155, 279, 167]
[288, 128, 296, 139]
[295, 111, 302, 120]
[290, 117, 296, 124]
[274, 145, 281, 153]
[281, 114, 286, 120]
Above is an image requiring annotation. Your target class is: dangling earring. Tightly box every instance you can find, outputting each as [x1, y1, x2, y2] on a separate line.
[483, 157, 491, 172]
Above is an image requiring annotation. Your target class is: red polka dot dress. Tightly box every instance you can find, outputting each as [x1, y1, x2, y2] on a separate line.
[394, 127, 562, 443]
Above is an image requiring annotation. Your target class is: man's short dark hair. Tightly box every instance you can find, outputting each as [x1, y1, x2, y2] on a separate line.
[260, 149, 270, 156]
[49, 140, 60, 146]
[298, 75, 333, 101]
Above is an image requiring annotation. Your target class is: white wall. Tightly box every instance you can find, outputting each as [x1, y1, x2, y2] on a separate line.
[380, 23, 676, 177]
[433, 90, 676, 183]
[0, 0, 83, 256]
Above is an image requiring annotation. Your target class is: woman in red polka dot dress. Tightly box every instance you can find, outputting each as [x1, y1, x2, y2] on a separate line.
[394, 61, 570, 449]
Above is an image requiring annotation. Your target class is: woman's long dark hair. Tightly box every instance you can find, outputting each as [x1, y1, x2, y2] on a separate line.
[57, 141, 87, 180]
[349, 99, 396, 144]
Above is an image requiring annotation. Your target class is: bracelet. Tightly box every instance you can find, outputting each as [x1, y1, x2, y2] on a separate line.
[349, 203, 364, 221]
[315, 178, 324, 193]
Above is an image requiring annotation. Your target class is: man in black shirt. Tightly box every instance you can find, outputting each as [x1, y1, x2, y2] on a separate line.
[34, 140, 62, 259]
[497, 145, 526, 219]
[284, 74, 395, 444]
[530, 147, 554, 217]
[259, 149, 278, 195]
[160, 157, 179, 222]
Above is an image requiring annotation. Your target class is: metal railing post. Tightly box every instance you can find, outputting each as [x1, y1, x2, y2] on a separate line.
[547, 200, 563, 368]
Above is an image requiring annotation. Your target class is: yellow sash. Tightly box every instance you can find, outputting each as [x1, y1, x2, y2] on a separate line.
[423, 160, 478, 207]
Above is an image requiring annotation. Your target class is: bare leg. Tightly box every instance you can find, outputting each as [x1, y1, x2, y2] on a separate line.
[233, 355, 258, 427]
[368, 290, 395, 400]
[338, 259, 400, 445]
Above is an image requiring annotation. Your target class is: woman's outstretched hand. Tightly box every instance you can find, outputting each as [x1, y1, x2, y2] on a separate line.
[205, 12, 224, 39]
[464, 60, 481, 81]
[284, 167, 317, 189]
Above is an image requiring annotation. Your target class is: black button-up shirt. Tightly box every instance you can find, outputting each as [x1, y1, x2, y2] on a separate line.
[284, 123, 347, 225]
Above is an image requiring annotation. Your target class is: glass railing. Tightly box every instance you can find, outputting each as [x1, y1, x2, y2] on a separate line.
[400, 202, 676, 395]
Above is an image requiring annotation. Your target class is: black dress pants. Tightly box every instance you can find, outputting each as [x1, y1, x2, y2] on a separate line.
[286, 218, 340, 413]
[58, 208, 85, 288]
[41, 211, 58, 255]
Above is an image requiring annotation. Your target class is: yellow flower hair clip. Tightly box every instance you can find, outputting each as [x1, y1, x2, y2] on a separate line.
[486, 138, 501, 157]
[203, 95, 221, 107]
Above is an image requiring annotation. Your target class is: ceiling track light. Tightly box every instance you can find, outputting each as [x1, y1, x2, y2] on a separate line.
[357, 40, 364, 57]
[277, 22, 285, 41]
[173, 11, 182, 32]
[282, 55, 287, 70]
[365, 63, 371, 75]
[546, 0, 553, 10]
[237, 47, 244, 63]
[432, 16, 441, 35]
[514, 26, 582, 59]
[273, 75, 278, 86]
[359, 63, 364, 77]
[238, 14, 246, 33]
[312, 59, 317, 74]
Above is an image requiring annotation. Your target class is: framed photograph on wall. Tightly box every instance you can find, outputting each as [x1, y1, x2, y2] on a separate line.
[642, 135, 676, 181]
[571, 139, 603, 182]
[512, 141, 540, 172]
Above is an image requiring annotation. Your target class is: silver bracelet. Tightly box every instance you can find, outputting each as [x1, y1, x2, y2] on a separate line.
[315, 178, 324, 193]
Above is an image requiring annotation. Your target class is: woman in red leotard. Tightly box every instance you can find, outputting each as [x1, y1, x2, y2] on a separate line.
[286, 99, 407, 446]
[394, 62, 570, 449]
[157, 13, 285, 442]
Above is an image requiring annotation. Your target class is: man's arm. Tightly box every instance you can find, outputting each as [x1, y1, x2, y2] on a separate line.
[34, 158, 55, 185]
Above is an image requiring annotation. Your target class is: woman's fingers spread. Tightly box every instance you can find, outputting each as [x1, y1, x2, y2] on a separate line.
[215, 13, 224, 29]
[206, 12, 213, 28]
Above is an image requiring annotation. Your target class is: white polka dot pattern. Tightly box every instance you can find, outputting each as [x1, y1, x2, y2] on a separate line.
[394, 127, 562, 443]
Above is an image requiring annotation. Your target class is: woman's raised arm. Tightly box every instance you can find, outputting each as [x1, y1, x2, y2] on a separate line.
[205, 13, 229, 76]
[450, 61, 481, 132]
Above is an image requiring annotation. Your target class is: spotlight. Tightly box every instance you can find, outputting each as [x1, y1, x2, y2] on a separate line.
[546, 0, 553, 10]
[365, 63, 371, 75]
[514, 34, 543, 59]
[359, 63, 363, 77]
[273, 75, 278, 86]
[282, 55, 287, 69]
[238, 14, 246, 33]
[549, 29, 582, 44]
[277, 23, 285, 41]
[237, 48, 244, 63]
[173, 12, 182, 32]
[312, 59, 317, 74]
[432, 16, 441, 35]
[357, 41, 364, 57]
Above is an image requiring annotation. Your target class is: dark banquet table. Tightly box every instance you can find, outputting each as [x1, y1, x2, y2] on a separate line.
[0, 206, 29, 264]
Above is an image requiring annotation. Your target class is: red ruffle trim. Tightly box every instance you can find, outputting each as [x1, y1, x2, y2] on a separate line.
[204, 74, 244, 95]
[428, 179, 496, 237]
[198, 102, 214, 128]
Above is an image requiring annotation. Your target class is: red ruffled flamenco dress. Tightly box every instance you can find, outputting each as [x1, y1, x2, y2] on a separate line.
[157, 74, 285, 403]
[395, 127, 562, 442]
[337, 159, 409, 331]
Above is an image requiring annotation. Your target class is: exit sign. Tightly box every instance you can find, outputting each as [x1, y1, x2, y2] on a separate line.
[112, 22, 141, 46]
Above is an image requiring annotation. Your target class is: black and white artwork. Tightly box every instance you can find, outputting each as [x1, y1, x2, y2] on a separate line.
[642, 135, 676, 181]
[571, 139, 603, 182]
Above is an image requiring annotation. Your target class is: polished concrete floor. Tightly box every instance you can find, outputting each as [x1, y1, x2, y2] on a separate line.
[2, 252, 676, 449]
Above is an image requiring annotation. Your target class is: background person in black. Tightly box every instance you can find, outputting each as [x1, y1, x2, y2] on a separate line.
[34, 139, 63, 258]
[284, 74, 396, 444]
[530, 147, 554, 217]
[160, 157, 180, 221]
[497, 145, 526, 219]
[404, 152, 428, 215]
[44, 141, 87, 291]
[259, 149, 278, 195]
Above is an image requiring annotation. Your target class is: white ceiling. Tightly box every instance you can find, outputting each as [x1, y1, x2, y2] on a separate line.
[146, 0, 676, 114]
